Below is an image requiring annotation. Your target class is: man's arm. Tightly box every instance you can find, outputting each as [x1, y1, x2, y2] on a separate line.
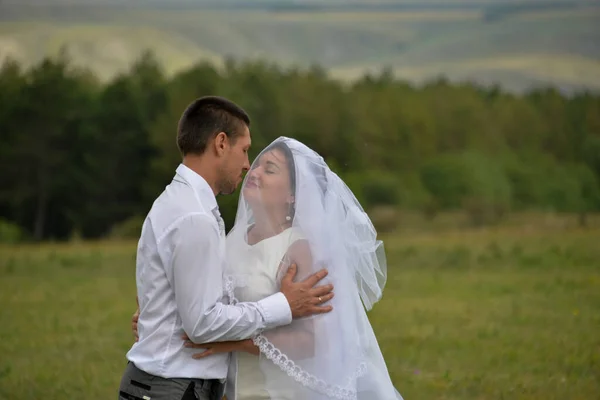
[170, 214, 292, 344]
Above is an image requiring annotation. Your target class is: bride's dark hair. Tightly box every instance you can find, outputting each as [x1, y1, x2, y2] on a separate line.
[264, 141, 296, 194]
[263, 141, 297, 219]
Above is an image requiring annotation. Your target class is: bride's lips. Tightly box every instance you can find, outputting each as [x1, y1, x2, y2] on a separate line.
[245, 180, 258, 189]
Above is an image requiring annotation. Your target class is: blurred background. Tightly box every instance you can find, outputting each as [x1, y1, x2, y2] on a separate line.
[0, 1, 599, 399]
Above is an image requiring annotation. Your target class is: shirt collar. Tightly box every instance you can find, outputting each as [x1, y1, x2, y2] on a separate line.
[175, 163, 218, 212]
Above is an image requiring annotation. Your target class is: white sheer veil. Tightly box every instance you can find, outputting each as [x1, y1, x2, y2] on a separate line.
[224, 137, 403, 400]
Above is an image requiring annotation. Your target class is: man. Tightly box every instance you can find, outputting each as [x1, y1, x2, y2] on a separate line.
[118, 96, 334, 400]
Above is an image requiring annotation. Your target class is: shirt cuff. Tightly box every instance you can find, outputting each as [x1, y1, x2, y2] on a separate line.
[257, 292, 292, 329]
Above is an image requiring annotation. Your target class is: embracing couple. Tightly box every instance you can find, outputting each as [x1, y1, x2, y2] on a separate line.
[118, 96, 403, 400]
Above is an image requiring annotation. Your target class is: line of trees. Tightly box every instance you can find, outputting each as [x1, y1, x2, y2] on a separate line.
[1, 51, 599, 242]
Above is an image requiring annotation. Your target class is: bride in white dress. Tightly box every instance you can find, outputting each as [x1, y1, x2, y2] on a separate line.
[186, 137, 403, 400]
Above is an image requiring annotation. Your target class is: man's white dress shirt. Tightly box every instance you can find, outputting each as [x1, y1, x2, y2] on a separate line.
[126, 164, 292, 380]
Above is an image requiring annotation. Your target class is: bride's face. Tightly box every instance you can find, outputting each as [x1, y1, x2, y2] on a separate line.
[243, 148, 294, 212]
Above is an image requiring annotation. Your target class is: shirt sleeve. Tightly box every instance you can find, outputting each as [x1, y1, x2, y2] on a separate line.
[167, 213, 292, 344]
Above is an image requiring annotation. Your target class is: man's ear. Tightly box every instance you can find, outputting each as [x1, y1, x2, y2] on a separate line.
[214, 132, 228, 156]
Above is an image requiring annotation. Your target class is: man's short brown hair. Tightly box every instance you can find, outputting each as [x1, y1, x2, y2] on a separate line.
[176, 96, 250, 155]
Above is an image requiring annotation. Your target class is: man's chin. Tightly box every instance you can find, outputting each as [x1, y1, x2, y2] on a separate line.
[218, 184, 238, 196]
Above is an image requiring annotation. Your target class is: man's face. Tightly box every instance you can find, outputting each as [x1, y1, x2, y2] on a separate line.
[217, 125, 251, 195]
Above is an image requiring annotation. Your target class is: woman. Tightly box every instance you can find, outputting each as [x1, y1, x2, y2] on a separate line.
[185, 137, 403, 400]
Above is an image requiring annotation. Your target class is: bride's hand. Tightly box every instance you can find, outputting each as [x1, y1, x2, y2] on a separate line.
[182, 334, 259, 358]
[132, 308, 140, 342]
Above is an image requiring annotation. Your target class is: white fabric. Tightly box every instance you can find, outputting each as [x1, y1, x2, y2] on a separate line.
[224, 137, 402, 400]
[126, 163, 292, 380]
[226, 228, 306, 400]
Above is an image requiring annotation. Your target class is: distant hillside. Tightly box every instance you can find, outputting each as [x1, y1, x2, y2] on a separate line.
[1, 0, 599, 92]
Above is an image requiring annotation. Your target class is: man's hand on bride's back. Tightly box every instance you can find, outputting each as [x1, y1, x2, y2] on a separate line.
[280, 264, 334, 319]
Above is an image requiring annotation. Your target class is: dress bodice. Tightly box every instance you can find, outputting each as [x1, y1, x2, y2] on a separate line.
[224, 227, 304, 400]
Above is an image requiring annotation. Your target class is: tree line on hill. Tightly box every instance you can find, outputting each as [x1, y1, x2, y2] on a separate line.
[0, 51, 599, 242]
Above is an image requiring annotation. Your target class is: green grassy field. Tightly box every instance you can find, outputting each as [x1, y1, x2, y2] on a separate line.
[1, 3, 599, 91]
[1, 215, 599, 399]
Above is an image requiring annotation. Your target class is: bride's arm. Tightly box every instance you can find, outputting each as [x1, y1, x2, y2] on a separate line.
[258, 239, 316, 359]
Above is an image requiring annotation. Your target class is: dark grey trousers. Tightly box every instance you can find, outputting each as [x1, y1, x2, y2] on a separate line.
[118, 361, 225, 400]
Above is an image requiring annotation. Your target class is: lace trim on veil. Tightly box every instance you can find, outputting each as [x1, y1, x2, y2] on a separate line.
[224, 274, 367, 400]
[252, 335, 366, 400]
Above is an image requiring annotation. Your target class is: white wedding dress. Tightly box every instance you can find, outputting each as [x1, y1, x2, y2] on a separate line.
[225, 227, 305, 400]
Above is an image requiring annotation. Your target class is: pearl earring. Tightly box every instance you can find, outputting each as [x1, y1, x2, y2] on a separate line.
[285, 215, 291, 221]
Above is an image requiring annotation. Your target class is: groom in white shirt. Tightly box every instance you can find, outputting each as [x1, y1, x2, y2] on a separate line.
[118, 96, 334, 400]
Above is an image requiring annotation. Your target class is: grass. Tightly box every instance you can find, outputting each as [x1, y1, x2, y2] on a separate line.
[1, 213, 599, 399]
[1, 4, 599, 91]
